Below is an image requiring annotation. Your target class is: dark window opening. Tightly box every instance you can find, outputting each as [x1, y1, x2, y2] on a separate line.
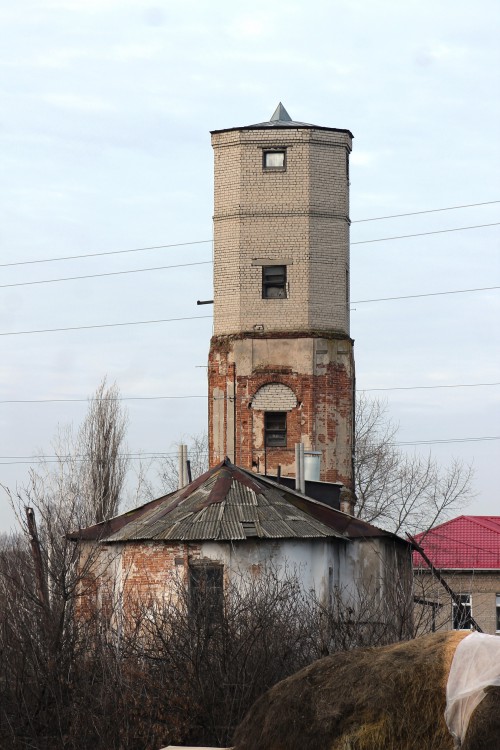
[262, 265, 286, 299]
[265, 412, 287, 447]
[189, 565, 223, 625]
[452, 594, 472, 630]
[496, 594, 500, 631]
[263, 150, 286, 169]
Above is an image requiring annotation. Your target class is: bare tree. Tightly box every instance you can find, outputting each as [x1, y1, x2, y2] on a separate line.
[78, 377, 128, 523]
[0, 378, 132, 749]
[354, 393, 474, 534]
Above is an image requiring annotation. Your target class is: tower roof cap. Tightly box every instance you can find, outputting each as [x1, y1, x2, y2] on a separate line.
[211, 104, 353, 137]
[270, 102, 292, 122]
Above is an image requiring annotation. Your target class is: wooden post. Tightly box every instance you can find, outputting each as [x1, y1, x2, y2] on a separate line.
[25, 506, 49, 611]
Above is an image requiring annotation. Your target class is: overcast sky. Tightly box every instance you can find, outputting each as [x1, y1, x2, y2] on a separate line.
[0, 0, 499, 532]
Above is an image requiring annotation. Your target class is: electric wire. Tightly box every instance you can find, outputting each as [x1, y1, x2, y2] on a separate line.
[1, 223, 498, 290]
[350, 222, 500, 246]
[0, 436, 497, 465]
[0, 260, 212, 289]
[2, 200, 498, 269]
[0, 240, 213, 269]
[352, 285, 500, 304]
[0, 314, 213, 337]
[393, 436, 499, 446]
[0, 381, 498, 405]
[350, 200, 500, 223]
[1, 284, 497, 337]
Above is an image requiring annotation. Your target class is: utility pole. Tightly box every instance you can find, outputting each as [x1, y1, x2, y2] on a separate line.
[25, 506, 49, 611]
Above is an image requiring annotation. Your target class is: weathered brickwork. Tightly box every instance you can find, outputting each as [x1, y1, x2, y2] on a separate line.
[209, 114, 355, 491]
[78, 541, 205, 626]
[208, 333, 355, 488]
[251, 383, 297, 411]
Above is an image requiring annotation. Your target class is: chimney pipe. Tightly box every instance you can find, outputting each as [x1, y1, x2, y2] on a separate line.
[295, 443, 306, 494]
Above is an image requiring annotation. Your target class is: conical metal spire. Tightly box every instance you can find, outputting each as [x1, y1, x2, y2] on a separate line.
[270, 102, 292, 122]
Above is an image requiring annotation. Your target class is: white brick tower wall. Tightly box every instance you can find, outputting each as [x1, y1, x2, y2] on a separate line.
[211, 123, 352, 336]
[208, 105, 355, 492]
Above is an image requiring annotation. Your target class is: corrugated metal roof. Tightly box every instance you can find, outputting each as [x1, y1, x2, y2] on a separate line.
[69, 458, 405, 546]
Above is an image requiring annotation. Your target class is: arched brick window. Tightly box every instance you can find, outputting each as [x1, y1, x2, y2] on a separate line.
[251, 383, 297, 448]
[250, 383, 297, 412]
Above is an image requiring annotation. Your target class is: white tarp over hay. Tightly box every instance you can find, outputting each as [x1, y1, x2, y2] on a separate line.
[445, 631, 500, 746]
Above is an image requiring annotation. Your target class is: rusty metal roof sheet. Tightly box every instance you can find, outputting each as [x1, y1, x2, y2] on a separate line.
[68, 458, 406, 546]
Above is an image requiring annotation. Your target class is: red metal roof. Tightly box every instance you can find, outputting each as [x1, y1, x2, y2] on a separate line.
[413, 516, 500, 570]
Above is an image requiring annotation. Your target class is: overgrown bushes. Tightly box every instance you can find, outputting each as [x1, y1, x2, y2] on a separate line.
[0, 535, 424, 750]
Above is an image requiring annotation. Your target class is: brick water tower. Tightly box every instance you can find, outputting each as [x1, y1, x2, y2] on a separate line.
[208, 103, 355, 490]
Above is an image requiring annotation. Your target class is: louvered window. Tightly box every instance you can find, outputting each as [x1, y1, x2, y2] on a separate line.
[264, 412, 287, 447]
[262, 265, 286, 299]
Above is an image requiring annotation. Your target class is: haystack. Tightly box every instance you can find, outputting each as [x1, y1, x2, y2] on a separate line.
[233, 630, 500, 750]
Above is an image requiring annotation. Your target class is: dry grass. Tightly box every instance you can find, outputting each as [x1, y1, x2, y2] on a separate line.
[233, 631, 471, 750]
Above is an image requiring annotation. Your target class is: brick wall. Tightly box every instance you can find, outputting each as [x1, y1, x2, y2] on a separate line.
[209, 118, 354, 491]
[211, 126, 352, 336]
[78, 541, 204, 625]
[414, 569, 500, 635]
[208, 333, 354, 488]
[251, 383, 297, 411]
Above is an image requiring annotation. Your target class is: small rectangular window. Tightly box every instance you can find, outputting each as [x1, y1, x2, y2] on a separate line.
[262, 265, 286, 299]
[496, 594, 500, 631]
[265, 412, 287, 447]
[452, 594, 472, 630]
[263, 150, 286, 169]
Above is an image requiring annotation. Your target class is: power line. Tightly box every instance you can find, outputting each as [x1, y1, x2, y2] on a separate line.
[353, 285, 500, 304]
[0, 222, 497, 291]
[0, 451, 185, 462]
[0, 451, 209, 465]
[0, 314, 213, 337]
[393, 436, 500, 446]
[351, 200, 500, 223]
[0, 395, 209, 404]
[0, 240, 213, 269]
[0, 260, 212, 290]
[0, 437, 497, 464]
[2, 201, 498, 269]
[361, 382, 500, 392]
[351, 222, 500, 246]
[0, 284, 497, 337]
[0, 382, 499, 405]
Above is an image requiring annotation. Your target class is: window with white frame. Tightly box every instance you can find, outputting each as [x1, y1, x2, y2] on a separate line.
[452, 594, 472, 630]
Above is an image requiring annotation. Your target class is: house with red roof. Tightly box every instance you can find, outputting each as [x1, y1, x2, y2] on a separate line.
[413, 516, 500, 635]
